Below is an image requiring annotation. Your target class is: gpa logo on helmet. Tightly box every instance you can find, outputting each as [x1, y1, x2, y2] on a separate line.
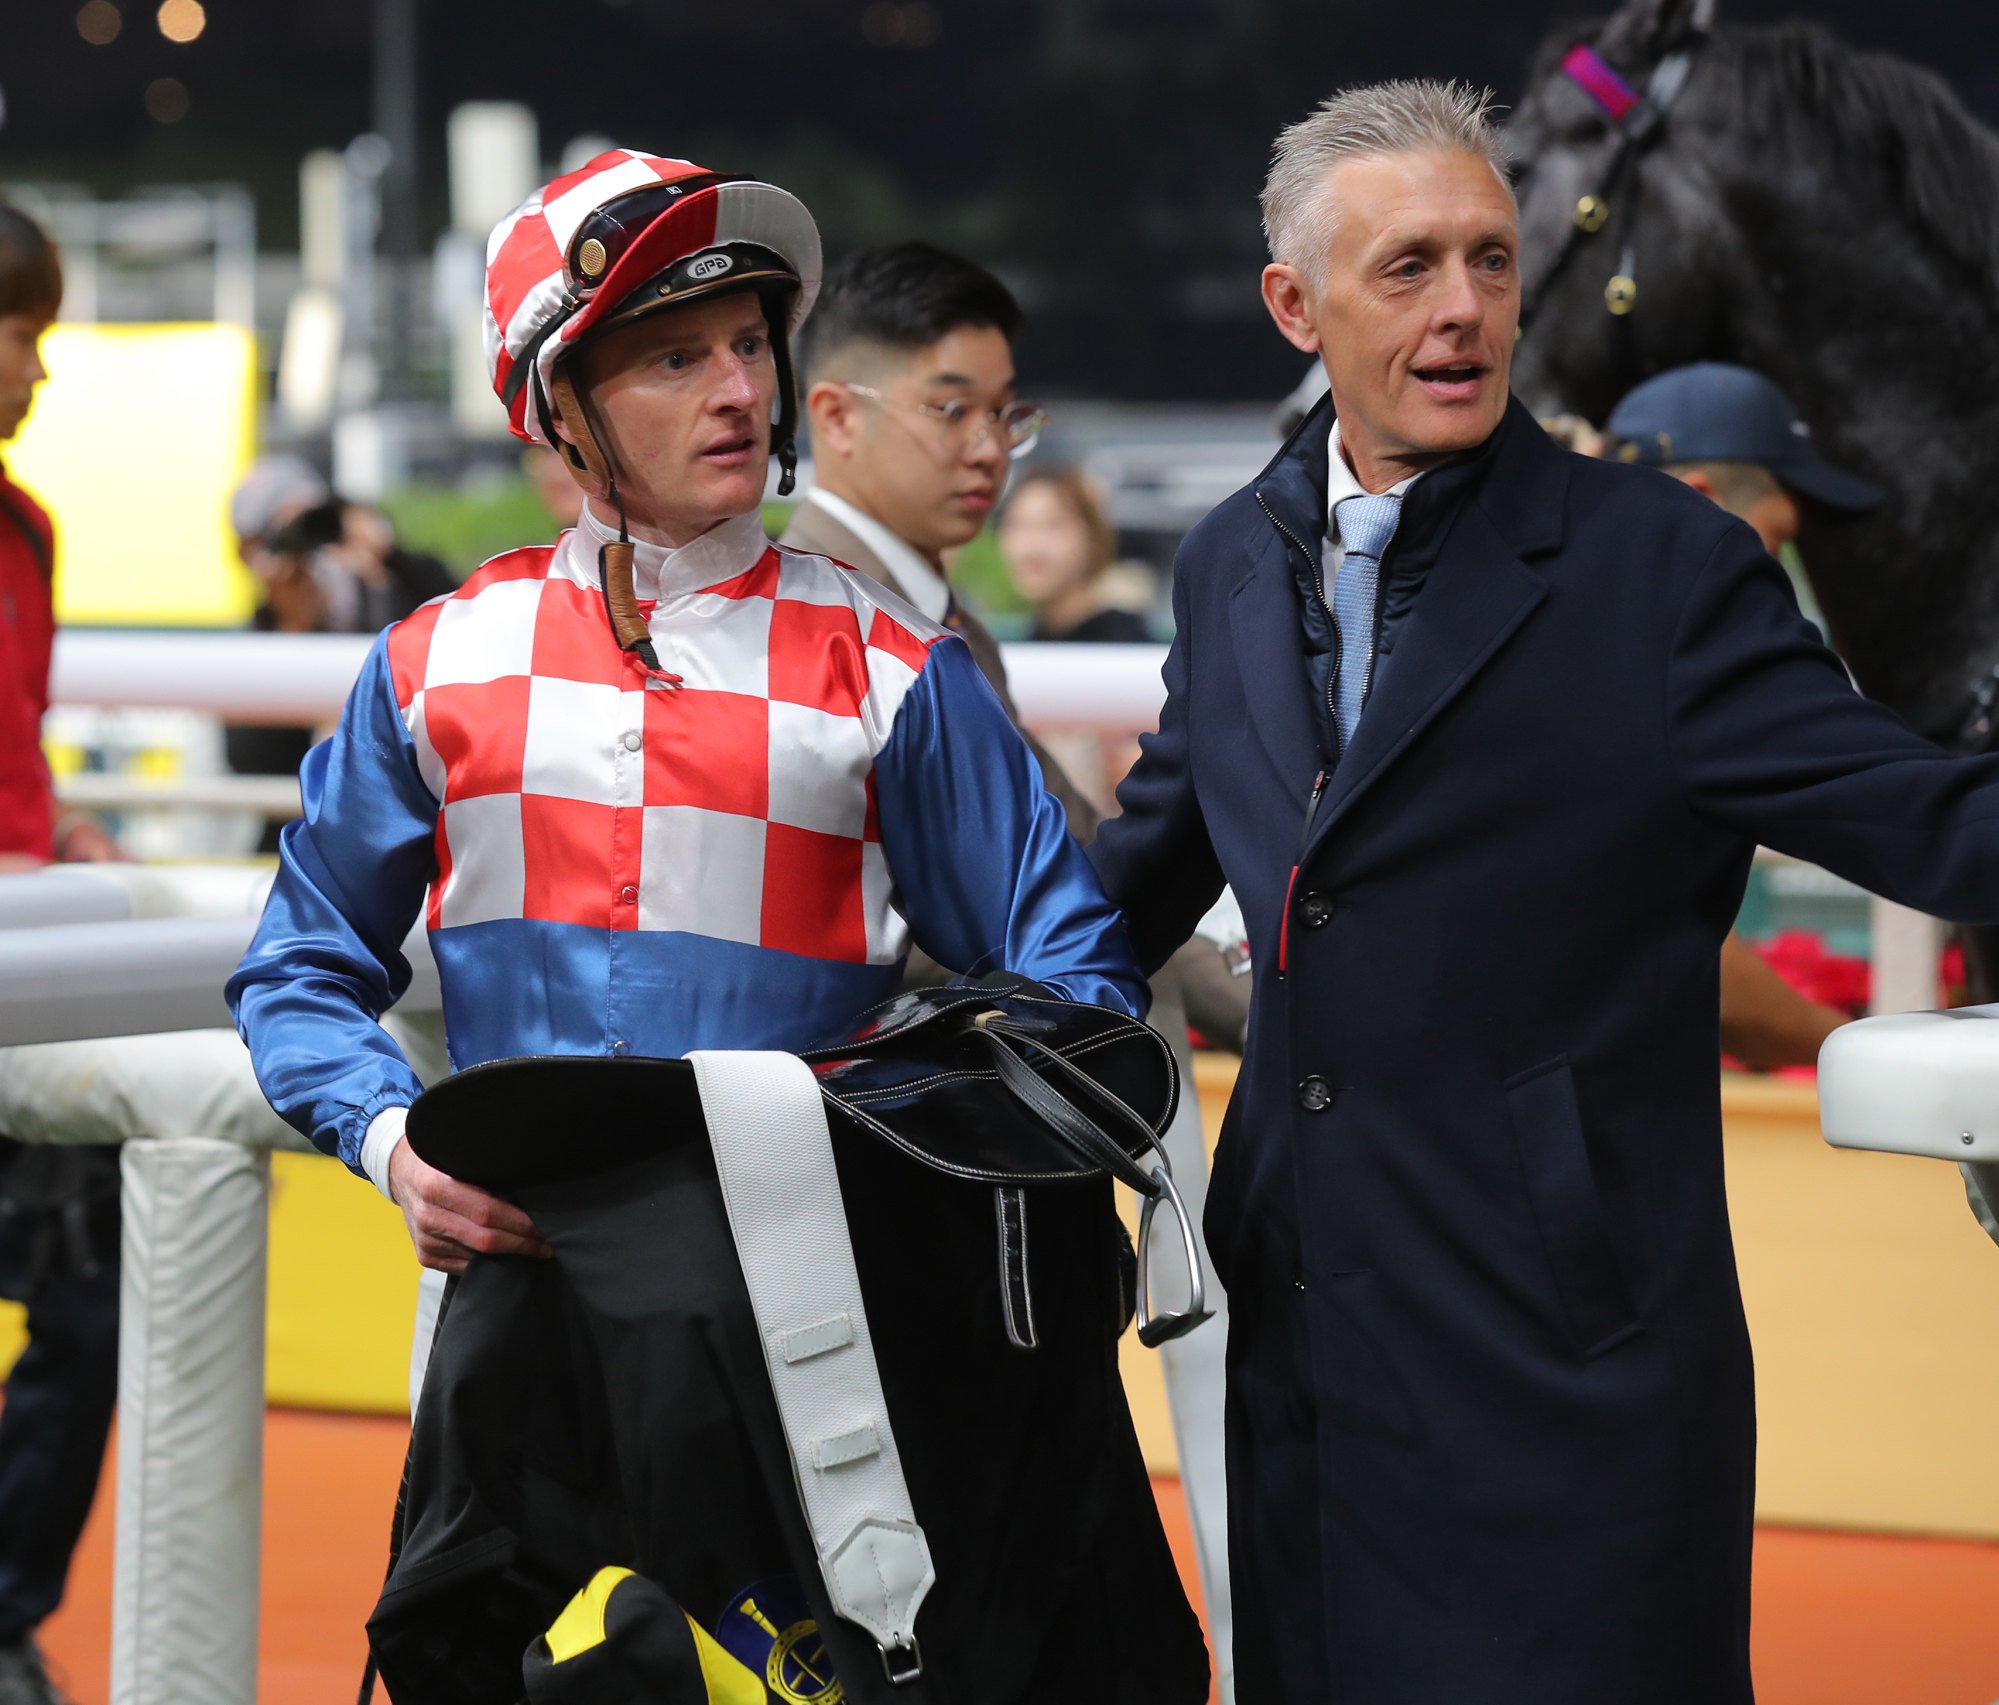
[688, 252, 734, 281]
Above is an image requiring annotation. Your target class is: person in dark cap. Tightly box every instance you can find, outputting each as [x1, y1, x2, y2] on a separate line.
[1607, 361, 1884, 558]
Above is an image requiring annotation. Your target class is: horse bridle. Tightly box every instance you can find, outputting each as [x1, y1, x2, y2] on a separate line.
[1515, 34, 1707, 343]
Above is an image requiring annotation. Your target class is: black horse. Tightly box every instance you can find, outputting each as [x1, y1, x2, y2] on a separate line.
[1507, 0, 1999, 742]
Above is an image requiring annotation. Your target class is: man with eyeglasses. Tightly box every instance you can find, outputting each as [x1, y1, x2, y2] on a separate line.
[780, 243, 1072, 813]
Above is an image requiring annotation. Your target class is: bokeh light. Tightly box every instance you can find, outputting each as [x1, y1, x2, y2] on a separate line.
[76, 1, 122, 46]
[155, 0, 205, 44]
[143, 76, 189, 122]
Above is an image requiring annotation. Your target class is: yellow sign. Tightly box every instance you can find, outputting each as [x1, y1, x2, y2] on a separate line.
[6, 322, 259, 627]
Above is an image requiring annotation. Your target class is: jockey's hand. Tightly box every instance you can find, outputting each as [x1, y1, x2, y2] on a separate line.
[386, 1137, 552, 1273]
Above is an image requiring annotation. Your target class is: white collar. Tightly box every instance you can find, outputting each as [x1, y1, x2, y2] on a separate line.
[1326, 419, 1427, 533]
[799, 487, 952, 624]
[573, 500, 770, 600]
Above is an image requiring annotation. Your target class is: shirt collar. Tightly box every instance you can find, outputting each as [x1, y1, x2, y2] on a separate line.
[1326, 419, 1429, 533]
[800, 487, 952, 624]
[573, 500, 770, 600]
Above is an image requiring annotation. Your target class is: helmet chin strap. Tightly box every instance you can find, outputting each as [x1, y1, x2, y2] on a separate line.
[546, 364, 672, 680]
[544, 285, 801, 668]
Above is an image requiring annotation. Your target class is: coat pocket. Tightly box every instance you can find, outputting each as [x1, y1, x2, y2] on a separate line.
[1503, 1058, 1640, 1358]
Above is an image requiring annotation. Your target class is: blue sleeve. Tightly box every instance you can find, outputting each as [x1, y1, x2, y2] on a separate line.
[1090, 548, 1226, 973]
[873, 634, 1147, 1017]
[225, 631, 441, 1170]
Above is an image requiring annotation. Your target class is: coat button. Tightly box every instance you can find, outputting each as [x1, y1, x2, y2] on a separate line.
[1297, 1075, 1333, 1112]
[1298, 891, 1332, 928]
[621, 730, 642, 753]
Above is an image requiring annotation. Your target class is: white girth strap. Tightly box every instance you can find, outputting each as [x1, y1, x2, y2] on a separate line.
[688, 1050, 936, 1675]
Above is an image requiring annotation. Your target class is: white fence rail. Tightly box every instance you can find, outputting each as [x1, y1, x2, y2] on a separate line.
[52, 630, 1174, 733]
[0, 866, 442, 1705]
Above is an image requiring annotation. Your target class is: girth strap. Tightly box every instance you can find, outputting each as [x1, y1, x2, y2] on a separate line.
[688, 1050, 935, 1686]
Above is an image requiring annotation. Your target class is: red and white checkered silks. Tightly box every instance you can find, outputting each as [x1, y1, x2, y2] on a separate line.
[483, 149, 821, 447]
[384, 521, 940, 966]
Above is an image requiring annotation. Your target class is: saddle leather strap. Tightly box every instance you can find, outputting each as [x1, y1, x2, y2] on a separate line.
[973, 1017, 1164, 1196]
[689, 1049, 935, 1686]
[970, 1015, 1211, 1347]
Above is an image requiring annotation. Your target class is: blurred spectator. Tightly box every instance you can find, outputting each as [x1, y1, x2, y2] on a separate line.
[229, 455, 456, 637]
[998, 467, 1155, 643]
[0, 199, 119, 1705]
[1603, 364, 1886, 1072]
[223, 456, 456, 853]
[1537, 412, 1606, 458]
[523, 443, 584, 531]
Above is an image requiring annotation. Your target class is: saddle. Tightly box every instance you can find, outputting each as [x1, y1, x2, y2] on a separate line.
[368, 982, 1212, 1705]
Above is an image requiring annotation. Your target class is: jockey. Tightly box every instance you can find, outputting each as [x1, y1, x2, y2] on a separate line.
[226, 150, 1145, 1272]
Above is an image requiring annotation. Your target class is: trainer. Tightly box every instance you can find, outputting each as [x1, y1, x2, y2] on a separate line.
[1091, 80, 1999, 1704]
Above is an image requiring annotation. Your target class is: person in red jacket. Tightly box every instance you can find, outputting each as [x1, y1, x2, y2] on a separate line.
[0, 210, 114, 872]
[0, 200, 120, 1705]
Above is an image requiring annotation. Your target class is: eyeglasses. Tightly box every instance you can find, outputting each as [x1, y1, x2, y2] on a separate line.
[839, 383, 1047, 460]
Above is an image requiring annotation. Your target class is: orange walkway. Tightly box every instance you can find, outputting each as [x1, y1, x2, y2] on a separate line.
[32, 1408, 1999, 1702]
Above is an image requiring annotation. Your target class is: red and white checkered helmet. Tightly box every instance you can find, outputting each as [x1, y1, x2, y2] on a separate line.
[483, 149, 822, 453]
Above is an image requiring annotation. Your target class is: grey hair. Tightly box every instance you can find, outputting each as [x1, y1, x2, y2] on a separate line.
[1261, 80, 1512, 286]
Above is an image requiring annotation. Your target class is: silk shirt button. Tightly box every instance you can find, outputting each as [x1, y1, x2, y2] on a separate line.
[619, 885, 638, 905]
[611, 1039, 631, 1057]
[621, 730, 642, 752]
[1297, 1076, 1333, 1113]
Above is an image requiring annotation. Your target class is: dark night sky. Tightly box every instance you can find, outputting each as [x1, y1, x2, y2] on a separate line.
[4, 0, 1994, 399]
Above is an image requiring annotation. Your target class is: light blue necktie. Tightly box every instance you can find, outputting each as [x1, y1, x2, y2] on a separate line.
[1330, 492, 1403, 751]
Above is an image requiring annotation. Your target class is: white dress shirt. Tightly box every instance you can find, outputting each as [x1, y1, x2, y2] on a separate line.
[1321, 419, 1430, 591]
[796, 487, 952, 624]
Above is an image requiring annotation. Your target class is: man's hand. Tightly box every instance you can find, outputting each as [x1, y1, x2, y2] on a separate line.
[386, 1137, 552, 1273]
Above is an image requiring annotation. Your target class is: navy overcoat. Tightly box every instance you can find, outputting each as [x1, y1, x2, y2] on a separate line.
[1092, 395, 1999, 1705]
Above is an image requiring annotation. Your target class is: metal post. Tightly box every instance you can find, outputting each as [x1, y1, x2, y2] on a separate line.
[111, 1139, 270, 1705]
[1869, 897, 1945, 1016]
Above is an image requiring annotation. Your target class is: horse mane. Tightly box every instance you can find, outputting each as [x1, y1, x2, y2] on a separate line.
[1725, 22, 1999, 306]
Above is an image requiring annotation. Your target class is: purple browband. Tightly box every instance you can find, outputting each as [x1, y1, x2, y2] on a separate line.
[1561, 43, 1640, 122]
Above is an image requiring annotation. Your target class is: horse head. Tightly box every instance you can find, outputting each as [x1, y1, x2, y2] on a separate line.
[1506, 0, 1735, 423]
[1507, 0, 1999, 731]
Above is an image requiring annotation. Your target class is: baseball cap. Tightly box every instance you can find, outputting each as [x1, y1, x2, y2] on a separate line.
[1605, 363, 1883, 512]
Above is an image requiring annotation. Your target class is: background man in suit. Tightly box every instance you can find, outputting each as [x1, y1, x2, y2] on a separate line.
[1090, 79, 1999, 1704]
[781, 243, 1074, 805]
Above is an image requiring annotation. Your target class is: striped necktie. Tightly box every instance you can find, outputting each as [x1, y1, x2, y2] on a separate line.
[1329, 491, 1403, 751]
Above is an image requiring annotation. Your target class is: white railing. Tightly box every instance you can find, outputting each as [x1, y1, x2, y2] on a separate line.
[52, 630, 1175, 733]
[0, 866, 441, 1705]
[46, 629, 1949, 1014]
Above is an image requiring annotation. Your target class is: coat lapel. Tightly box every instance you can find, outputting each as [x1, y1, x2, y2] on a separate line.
[1306, 402, 1568, 855]
[1308, 511, 1547, 852]
[1229, 535, 1322, 804]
